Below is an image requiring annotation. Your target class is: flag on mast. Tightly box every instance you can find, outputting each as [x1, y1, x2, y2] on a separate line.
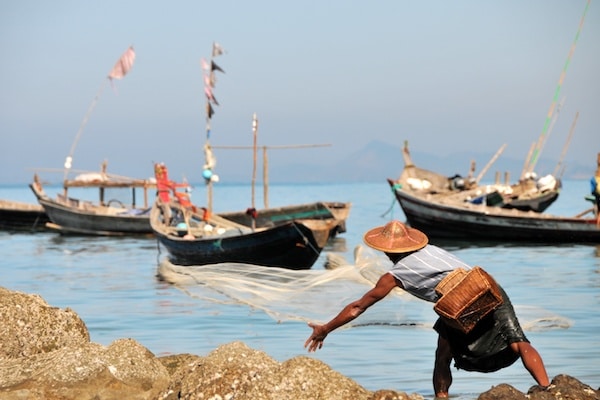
[108, 46, 136, 80]
[204, 86, 219, 106]
[212, 42, 224, 57]
[211, 60, 225, 73]
[201, 58, 210, 72]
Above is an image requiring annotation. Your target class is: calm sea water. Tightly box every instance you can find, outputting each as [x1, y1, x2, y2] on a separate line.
[1, 180, 599, 400]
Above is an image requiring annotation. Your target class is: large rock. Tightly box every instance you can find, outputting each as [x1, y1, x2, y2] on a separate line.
[1, 338, 170, 400]
[157, 341, 378, 400]
[1, 287, 598, 400]
[0, 287, 169, 400]
[478, 374, 600, 399]
[0, 287, 89, 358]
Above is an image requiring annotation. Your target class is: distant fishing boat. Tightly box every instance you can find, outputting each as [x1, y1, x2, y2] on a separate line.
[0, 199, 50, 232]
[30, 163, 156, 236]
[390, 142, 560, 213]
[388, 178, 599, 242]
[386, 152, 600, 242]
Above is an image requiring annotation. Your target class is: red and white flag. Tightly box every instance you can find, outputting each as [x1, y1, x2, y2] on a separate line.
[201, 58, 210, 72]
[108, 46, 136, 80]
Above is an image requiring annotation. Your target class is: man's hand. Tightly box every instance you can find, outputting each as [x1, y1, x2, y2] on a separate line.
[304, 323, 328, 352]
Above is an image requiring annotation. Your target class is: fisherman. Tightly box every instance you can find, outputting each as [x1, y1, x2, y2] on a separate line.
[591, 154, 600, 225]
[592, 176, 600, 213]
[304, 220, 549, 398]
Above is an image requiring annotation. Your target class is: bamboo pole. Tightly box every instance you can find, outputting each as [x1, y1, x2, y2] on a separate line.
[201, 42, 226, 213]
[525, 96, 565, 176]
[553, 112, 579, 177]
[595, 153, 600, 225]
[476, 143, 507, 184]
[521, 142, 536, 180]
[525, 0, 590, 175]
[63, 81, 108, 180]
[251, 113, 258, 212]
[466, 160, 476, 187]
[263, 147, 269, 208]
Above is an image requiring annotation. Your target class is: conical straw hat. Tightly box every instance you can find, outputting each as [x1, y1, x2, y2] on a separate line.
[363, 220, 428, 253]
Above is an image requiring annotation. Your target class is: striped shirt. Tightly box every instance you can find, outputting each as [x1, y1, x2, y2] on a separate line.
[388, 244, 471, 302]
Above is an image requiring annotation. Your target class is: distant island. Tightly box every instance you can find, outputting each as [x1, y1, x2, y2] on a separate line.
[213, 140, 592, 184]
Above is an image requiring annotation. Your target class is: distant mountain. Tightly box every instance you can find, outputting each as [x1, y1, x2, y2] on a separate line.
[217, 140, 591, 184]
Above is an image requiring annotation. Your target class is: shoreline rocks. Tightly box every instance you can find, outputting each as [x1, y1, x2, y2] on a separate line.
[1, 287, 598, 400]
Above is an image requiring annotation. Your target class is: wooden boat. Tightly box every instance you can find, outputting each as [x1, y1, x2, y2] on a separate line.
[30, 166, 156, 236]
[387, 178, 600, 242]
[150, 197, 329, 269]
[391, 142, 560, 213]
[0, 199, 50, 232]
[218, 201, 350, 238]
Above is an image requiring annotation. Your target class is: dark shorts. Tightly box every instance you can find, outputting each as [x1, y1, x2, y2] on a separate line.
[434, 286, 529, 372]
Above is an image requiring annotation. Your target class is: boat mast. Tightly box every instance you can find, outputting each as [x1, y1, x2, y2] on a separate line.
[522, 0, 590, 178]
[212, 142, 331, 209]
[63, 46, 136, 181]
[201, 42, 225, 212]
[251, 113, 258, 213]
[553, 111, 579, 178]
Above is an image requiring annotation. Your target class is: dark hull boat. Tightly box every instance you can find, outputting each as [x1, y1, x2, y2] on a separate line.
[150, 198, 329, 269]
[388, 178, 600, 242]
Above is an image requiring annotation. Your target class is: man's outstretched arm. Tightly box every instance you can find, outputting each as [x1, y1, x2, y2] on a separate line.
[304, 273, 399, 352]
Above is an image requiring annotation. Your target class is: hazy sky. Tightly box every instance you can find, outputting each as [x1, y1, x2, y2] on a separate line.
[1, 1, 598, 184]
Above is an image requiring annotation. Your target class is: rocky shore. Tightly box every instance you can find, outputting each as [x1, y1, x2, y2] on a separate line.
[1, 286, 598, 400]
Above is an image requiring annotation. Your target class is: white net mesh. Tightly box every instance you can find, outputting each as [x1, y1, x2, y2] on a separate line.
[157, 245, 570, 331]
[157, 245, 420, 325]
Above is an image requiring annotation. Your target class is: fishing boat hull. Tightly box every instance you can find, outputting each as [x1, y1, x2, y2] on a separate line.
[30, 183, 152, 236]
[388, 179, 600, 242]
[218, 201, 351, 237]
[0, 199, 50, 232]
[150, 201, 325, 269]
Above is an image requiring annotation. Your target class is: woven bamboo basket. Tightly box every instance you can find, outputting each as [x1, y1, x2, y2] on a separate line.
[434, 266, 503, 333]
[435, 268, 468, 296]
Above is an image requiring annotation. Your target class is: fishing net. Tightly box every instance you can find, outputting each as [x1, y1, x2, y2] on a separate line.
[157, 245, 425, 327]
[157, 245, 571, 331]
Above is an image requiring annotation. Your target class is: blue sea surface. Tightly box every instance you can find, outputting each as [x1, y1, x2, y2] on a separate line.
[1, 180, 599, 399]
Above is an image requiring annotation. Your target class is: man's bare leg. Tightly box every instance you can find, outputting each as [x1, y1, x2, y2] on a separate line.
[433, 335, 453, 398]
